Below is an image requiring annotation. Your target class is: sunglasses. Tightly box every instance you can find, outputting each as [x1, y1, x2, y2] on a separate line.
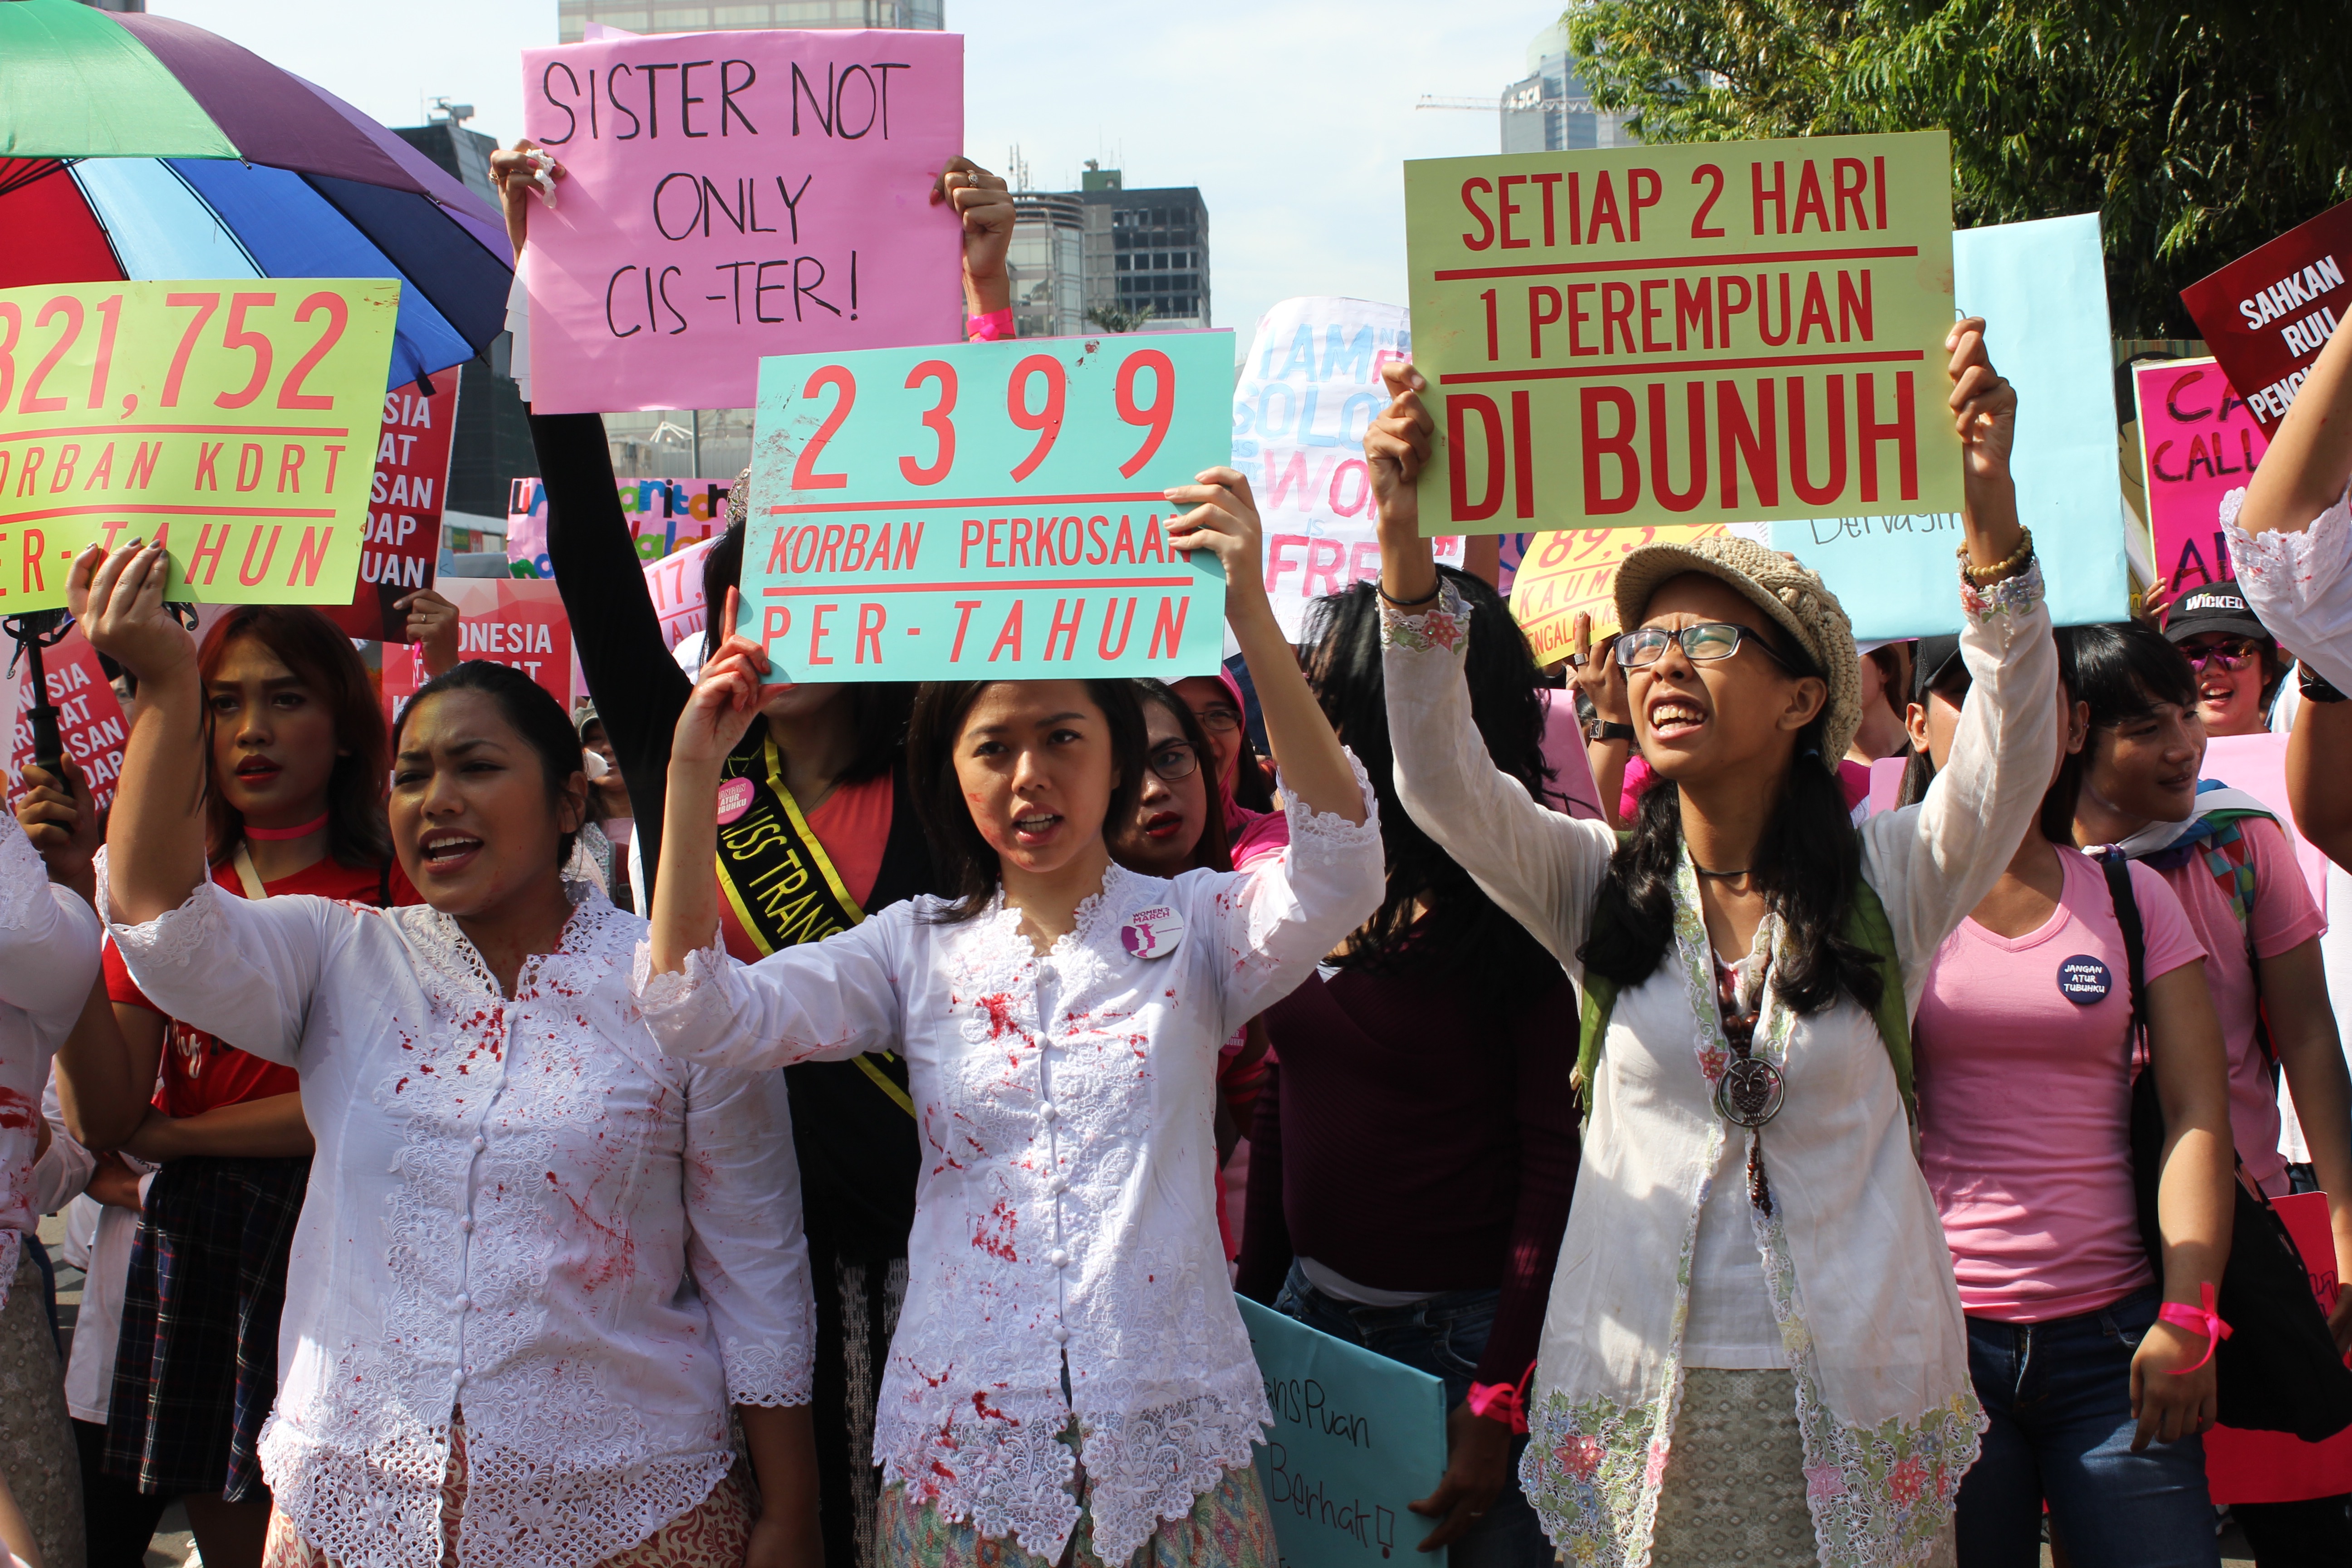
[1147, 743, 1200, 781]
[1615, 621, 1804, 673]
[2180, 637, 2264, 673]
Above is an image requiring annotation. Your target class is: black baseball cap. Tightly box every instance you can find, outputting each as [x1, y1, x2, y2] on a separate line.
[2162, 580, 2272, 647]
[1912, 635, 1965, 698]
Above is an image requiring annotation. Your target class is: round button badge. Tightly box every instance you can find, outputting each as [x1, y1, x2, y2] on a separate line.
[2057, 955, 2112, 1006]
[1120, 904, 1185, 960]
[715, 776, 756, 825]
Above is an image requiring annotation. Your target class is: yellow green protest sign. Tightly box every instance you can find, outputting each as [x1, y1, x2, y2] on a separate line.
[1509, 523, 1731, 664]
[0, 279, 400, 610]
[1403, 131, 1960, 534]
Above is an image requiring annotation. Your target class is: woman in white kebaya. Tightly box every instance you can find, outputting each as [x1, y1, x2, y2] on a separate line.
[81, 537, 823, 1568]
[637, 474, 1385, 1568]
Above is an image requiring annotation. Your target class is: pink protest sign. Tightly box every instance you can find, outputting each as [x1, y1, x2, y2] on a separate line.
[2134, 358, 2270, 602]
[520, 29, 965, 415]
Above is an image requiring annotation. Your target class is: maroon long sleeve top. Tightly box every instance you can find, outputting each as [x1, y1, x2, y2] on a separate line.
[1235, 961, 1580, 1391]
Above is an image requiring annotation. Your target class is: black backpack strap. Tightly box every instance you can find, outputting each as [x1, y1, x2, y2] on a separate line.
[2100, 849, 2150, 1065]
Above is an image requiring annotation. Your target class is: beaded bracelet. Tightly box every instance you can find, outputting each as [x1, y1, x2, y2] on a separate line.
[1957, 525, 2034, 588]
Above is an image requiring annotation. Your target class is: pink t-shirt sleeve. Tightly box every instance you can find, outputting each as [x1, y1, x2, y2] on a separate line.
[1620, 755, 1657, 823]
[2242, 818, 2326, 959]
[2127, 859, 2208, 982]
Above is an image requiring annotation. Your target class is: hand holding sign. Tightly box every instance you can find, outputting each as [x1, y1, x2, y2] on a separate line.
[68, 541, 192, 692]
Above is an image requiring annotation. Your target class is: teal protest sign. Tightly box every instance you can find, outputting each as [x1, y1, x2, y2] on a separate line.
[739, 331, 1234, 681]
[1767, 213, 2132, 637]
[1237, 1295, 1449, 1568]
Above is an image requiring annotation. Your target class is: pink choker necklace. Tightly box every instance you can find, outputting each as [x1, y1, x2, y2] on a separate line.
[245, 813, 329, 842]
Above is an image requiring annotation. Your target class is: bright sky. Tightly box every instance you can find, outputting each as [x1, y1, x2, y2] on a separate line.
[152, 0, 1551, 358]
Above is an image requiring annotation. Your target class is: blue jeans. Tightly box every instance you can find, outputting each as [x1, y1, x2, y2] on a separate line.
[1957, 1286, 2219, 1568]
[1272, 1262, 1550, 1568]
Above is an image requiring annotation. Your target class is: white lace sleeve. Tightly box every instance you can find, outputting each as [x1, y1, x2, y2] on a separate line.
[633, 905, 907, 1073]
[1861, 562, 2057, 1004]
[1381, 579, 1617, 979]
[1210, 748, 1385, 1037]
[0, 814, 99, 1035]
[681, 1061, 815, 1408]
[108, 882, 339, 1069]
[2224, 483, 2352, 693]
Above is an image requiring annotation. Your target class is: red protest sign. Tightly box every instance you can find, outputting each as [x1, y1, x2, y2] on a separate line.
[7, 626, 128, 812]
[380, 578, 578, 725]
[326, 381, 460, 641]
[2179, 199, 2352, 433]
[2132, 358, 2269, 601]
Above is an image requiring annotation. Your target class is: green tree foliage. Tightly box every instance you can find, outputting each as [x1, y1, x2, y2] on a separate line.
[1563, 1, 2352, 336]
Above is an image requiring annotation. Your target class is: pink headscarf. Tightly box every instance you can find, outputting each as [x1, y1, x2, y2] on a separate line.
[1210, 669, 1290, 870]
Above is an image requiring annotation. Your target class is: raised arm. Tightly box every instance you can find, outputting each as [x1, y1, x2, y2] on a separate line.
[1363, 362, 1616, 971]
[0, 805, 99, 1032]
[2233, 317, 2352, 541]
[1860, 319, 2056, 993]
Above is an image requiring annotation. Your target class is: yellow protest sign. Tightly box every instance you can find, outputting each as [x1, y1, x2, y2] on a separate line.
[0, 280, 400, 609]
[1404, 131, 1960, 535]
[1509, 524, 1730, 664]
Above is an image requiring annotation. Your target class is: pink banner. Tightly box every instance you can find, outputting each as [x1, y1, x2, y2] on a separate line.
[2134, 358, 2270, 602]
[520, 29, 965, 414]
[7, 626, 127, 812]
[645, 534, 716, 654]
[381, 579, 581, 724]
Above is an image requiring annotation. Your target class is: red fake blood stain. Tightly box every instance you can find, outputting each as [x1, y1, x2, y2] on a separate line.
[971, 1391, 1018, 1426]
[975, 993, 1019, 1040]
[972, 1199, 1017, 1261]
[0, 1088, 36, 1132]
[546, 1172, 637, 1291]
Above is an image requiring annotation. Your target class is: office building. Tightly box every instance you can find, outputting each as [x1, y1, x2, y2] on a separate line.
[558, 0, 941, 42]
[1082, 172, 1209, 332]
[1502, 20, 1635, 153]
[1010, 191, 1088, 339]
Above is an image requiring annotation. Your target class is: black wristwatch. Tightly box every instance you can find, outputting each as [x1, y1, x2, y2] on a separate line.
[1588, 720, 1637, 743]
[2302, 666, 2349, 704]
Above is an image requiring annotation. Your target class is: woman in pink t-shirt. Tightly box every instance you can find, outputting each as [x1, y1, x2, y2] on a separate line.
[2066, 619, 2352, 1560]
[1906, 647, 2237, 1567]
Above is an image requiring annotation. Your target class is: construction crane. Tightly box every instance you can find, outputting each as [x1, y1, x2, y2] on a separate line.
[1416, 92, 1585, 113]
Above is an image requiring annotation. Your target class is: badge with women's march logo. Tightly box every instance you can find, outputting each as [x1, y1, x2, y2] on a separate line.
[1120, 905, 1185, 960]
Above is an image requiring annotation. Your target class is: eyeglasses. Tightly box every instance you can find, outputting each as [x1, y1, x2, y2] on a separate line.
[1191, 707, 1241, 734]
[2180, 637, 2264, 672]
[1147, 743, 1200, 781]
[1614, 622, 1803, 673]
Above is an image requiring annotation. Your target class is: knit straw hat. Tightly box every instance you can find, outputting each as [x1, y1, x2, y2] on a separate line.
[1611, 534, 1860, 770]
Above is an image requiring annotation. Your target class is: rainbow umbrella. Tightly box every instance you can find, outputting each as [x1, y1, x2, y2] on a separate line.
[0, 0, 513, 388]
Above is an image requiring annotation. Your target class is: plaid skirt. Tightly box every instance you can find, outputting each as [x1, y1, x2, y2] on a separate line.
[103, 1153, 309, 1501]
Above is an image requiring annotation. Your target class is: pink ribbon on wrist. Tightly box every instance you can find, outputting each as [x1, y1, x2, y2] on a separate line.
[1467, 1363, 1536, 1434]
[966, 306, 1015, 342]
[2157, 1282, 2232, 1373]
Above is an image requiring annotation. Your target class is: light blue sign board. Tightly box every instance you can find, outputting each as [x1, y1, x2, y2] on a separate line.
[1771, 213, 2129, 638]
[1236, 1294, 1449, 1568]
[740, 331, 1234, 681]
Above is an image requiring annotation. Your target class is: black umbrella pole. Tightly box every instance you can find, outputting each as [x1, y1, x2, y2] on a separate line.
[21, 635, 64, 782]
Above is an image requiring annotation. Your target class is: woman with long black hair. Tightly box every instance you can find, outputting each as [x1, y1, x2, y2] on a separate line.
[491, 137, 1016, 1568]
[1236, 568, 1577, 1568]
[81, 538, 821, 1568]
[1366, 320, 2062, 1564]
[638, 472, 1384, 1568]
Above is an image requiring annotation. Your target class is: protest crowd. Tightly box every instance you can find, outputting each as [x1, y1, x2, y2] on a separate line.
[8, 13, 2352, 1568]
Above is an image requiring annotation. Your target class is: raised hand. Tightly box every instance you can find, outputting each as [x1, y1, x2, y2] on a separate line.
[490, 138, 567, 255]
[1365, 359, 1439, 605]
[673, 588, 788, 766]
[1164, 467, 1266, 616]
[933, 157, 1014, 318]
[67, 542, 191, 687]
[15, 758, 100, 902]
[397, 588, 463, 676]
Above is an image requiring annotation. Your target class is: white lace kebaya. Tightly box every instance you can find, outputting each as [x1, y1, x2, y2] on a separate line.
[0, 815, 102, 1309]
[636, 764, 1385, 1565]
[1382, 570, 2056, 1568]
[108, 880, 814, 1568]
[2222, 481, 2352, 691]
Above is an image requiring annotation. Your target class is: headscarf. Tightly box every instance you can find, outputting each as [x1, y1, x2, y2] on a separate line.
[1210, 669, 1290, 870]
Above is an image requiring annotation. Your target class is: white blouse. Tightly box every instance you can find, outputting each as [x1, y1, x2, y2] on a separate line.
[637, 764, 1386, 1565]
[1382, 572, 2056, 1568]
[0, 815, 101, 1308]
[110, 880, 814, 1568]
[2224, 482, 2352, 691]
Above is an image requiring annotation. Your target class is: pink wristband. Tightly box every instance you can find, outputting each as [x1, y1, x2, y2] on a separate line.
[2156, 1282, 2232, 1373]
[1467, 1363, 1535, 1434]
[967, 306, 1015, 342]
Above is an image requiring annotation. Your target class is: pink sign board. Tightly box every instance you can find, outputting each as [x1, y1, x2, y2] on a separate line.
[2202, 730, 2328, 915]
[2134, 358, 2270, 602]
[646, 534, 717, 652]
[519, 29, 965, 414]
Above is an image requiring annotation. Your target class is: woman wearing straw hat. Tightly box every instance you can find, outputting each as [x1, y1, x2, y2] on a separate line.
[1361, 320, 2078, 1566]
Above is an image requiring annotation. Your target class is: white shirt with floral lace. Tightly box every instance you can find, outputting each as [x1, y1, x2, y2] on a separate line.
[2224, 481, 2352, 692]
[634, 761, 1386, 1565]
[109, 879, 813, 1568]
[1382, 570, 2056, 1568]
[0, 815, 101, 1308]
